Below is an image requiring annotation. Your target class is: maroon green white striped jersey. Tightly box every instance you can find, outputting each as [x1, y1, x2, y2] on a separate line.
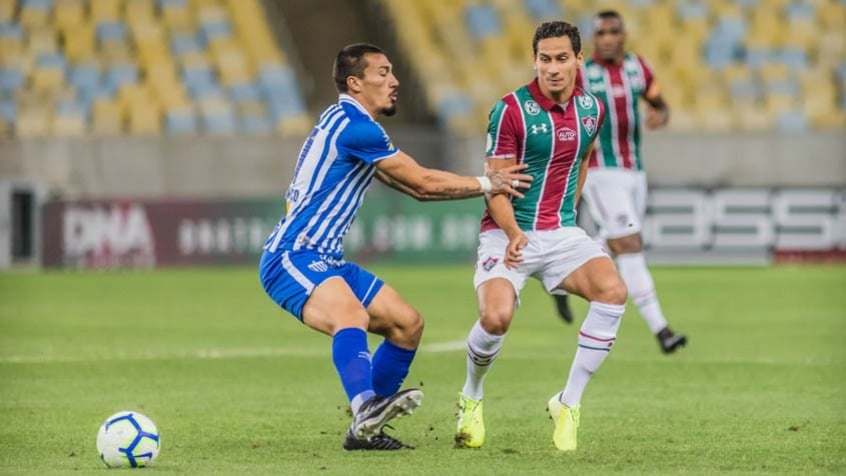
[579, 53, 655, 171]
[482, 78, 605, 232]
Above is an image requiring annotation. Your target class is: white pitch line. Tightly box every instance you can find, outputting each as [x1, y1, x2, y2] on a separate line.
[0, 341, 837, 367]
[0, 340, 469, 364]
[419, 340, 466, 352]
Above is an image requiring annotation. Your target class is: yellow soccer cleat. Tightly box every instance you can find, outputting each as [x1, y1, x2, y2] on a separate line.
[455, 392, 485, 448]
[547, 395, 580, 451]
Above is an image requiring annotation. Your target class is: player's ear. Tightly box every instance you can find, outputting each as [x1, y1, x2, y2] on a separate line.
[346, 76, 361, 93]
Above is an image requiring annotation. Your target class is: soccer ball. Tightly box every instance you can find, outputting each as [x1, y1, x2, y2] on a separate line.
[96, 411, 161, 468]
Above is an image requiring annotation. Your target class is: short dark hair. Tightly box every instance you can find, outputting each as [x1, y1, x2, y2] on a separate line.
[532, 21, 581, 57]
[596, 10, 625, 28]
[333, 43, 385, 93]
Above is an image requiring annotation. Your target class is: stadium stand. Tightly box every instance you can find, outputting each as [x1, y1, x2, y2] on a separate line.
[0, 0, 310, 137]
[379, 0, 846, 134]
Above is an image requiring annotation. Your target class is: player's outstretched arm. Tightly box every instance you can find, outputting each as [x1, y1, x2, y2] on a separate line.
[374, 151, 532, 201]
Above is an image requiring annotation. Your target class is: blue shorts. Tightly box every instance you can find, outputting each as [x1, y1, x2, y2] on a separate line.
[258, 249, 384, 320]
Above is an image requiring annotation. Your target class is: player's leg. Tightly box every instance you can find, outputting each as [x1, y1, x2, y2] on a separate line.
[534, 228, 626, 451]
[328, 263, 422, 448]
[607, 171, 687, 353]
[549, 255, 626, 451]
[456, 230, 527, 448]
[365, 284, 423, 397]
[260, 250, 375, 413]
[456, 277, 517, 449]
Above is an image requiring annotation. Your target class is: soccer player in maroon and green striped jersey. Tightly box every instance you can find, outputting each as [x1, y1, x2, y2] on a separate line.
[456, 21, 629, 452]
[552, 10, 688, 354]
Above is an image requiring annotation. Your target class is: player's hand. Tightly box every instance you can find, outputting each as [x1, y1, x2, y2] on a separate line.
[645, 106, 668, 129]
[504, 232, 528, 269]
[486, 163, 532, 198]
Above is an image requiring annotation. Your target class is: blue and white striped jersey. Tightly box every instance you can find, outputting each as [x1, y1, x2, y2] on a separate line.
[264, 94, 400, 258]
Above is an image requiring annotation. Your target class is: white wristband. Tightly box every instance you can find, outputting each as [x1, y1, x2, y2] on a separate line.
[475, 176, 492, 193]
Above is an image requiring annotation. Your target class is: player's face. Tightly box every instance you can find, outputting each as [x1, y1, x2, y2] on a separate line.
[354, 53, 399, 117]
[593, 17, 625, 61]
[533, 36, 582, 98]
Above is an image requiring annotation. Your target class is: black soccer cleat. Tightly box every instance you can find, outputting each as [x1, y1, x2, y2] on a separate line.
[343, 426, 415, 451]
[553, 294, 574, 324]
[350, 388, 423, 441]
[657, 327, 688, 354]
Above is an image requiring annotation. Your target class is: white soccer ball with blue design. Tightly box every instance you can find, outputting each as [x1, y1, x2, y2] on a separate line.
[96, 411, 160, 468]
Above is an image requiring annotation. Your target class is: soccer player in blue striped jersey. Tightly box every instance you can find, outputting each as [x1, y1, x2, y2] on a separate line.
[259, 43, 532, 451]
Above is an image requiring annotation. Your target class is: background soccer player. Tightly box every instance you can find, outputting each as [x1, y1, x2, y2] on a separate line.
[259, 43, 531, 451]
[456, 21, 627, 452]
[552, 10, 688, 354]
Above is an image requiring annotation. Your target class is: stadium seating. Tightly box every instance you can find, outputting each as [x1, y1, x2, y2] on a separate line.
[0, 0, 310, 137]
[380, 0, 846, 134]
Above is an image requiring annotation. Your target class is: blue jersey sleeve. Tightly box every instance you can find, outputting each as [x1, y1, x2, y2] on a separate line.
[336, 119, 399, 164]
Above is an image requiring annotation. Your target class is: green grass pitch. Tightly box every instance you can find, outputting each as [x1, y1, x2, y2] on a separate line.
[1, 265, 844, 475]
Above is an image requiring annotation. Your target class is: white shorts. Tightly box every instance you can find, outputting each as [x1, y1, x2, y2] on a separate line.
[583, 168, 647, 240]
[473, 227, 609, 297]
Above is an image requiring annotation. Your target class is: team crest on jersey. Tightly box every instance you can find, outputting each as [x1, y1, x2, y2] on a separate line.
[578, 95, 594, 109]
[557, 127, 576, 142]
[481, 256, 499, 271]
[582, 116, 597, 135]
[524, 100, 541, 115]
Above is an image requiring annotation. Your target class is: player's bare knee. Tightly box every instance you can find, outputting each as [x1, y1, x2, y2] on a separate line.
[386, 308, 424, 347]
[478, 306, 513, 335]
[608, 234, 643, 254]
[404, 310, 424, 343]
[601, 279, 628, 305]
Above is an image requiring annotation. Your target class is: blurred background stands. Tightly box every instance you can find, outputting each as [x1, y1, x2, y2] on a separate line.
[0, 0, 311, 138]
[379, 0, 846, 135]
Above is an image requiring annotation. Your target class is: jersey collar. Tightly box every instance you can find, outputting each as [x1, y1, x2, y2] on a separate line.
[338, 93, 370, 115]
[527, 78, 578, 111]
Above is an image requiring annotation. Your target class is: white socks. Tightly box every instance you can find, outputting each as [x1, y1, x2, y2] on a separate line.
[462, 320, 505, 400]
[560, 301, 624, 407]
[616, 252, 667, 334]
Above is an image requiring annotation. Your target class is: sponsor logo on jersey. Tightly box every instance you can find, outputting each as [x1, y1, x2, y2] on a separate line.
[481, 256, 499, 271]
[307, 260, 329, 272]
[530, 123, 550, 135]
[582, 116, 597, 135]
[524, 100, 541, 115]
[557, 127, 577, 141]
[578, 95, 594, 109]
